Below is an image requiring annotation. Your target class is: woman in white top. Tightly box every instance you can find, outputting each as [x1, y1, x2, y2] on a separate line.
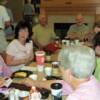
[6, 20, 33, 72]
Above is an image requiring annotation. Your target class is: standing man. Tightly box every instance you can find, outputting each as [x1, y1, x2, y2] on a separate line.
[66, 13, 90, 41]
[23, 0, 35, 27]
[0, 0, 10, 53]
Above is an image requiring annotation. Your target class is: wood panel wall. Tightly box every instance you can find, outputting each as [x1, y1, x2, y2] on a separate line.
[41, 0, 100, 15]
[6, 0, 100, 21]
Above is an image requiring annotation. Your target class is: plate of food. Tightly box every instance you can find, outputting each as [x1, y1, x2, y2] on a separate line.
[11, 70, 33, 78]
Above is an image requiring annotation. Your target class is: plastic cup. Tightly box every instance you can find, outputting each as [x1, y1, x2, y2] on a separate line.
[74, 39, 80, 45]
[45, 67, 52, 76]
[51, 83, 62, 100]
[35, 51, 45, 65]
[37, 65, 44, 72]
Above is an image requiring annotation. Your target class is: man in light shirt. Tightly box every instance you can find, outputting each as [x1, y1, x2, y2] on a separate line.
[32, 13, 56, 49]
[66, 14, 90, 41]
[0, 0, 10, 53]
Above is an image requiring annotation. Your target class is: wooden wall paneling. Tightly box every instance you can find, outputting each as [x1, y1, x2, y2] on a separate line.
[40, 0, 100, 15]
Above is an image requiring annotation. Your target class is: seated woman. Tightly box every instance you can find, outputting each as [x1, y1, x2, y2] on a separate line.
[93, 32, 100, 80]
[6, 20, 33, 72]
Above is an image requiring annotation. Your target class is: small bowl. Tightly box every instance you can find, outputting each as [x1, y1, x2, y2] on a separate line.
[29, 74, 37, 80]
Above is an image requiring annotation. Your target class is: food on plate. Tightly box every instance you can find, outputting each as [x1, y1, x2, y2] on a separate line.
[14, 72, 27, 77]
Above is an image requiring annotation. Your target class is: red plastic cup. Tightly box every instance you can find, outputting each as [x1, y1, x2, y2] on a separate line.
[35, 51, 45, 65]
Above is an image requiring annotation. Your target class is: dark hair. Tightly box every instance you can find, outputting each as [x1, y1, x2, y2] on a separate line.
[15, 20, 32, 43]
[93, 32, 100, 49]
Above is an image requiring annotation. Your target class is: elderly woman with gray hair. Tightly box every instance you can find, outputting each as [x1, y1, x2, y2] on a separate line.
[58, 45, 100, 100]
[24, 45, 100, 100]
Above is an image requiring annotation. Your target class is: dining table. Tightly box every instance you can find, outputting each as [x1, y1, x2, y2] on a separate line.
[6, 40, 93, 100]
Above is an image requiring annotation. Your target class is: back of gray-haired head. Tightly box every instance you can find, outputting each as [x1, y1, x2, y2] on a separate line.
[58, 45, 96, 78]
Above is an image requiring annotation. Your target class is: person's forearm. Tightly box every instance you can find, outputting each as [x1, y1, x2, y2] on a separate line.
[6, 59, 27, 66]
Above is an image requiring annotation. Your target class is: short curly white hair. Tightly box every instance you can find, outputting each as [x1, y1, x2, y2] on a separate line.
[58, 45, 96, 78]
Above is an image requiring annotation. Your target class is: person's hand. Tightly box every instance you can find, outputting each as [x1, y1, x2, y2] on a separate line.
[83, 32, 91, 42]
